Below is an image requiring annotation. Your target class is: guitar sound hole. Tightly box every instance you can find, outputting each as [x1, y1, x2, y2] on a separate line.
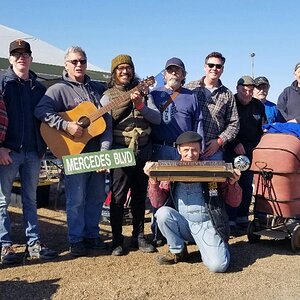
[77, 116, 90, 128]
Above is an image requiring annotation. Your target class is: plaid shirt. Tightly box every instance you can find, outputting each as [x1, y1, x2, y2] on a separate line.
[0, 94, 8, 144]
[185, 77, 239, 145]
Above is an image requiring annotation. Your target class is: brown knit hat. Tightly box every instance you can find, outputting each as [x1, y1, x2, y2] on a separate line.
[111, 54, 134, 73]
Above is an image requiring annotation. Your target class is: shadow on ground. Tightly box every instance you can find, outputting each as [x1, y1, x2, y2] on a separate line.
[0, 278, 60, 300]
[228, 237, 295, 272]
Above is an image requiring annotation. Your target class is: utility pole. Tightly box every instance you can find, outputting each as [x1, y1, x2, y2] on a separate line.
[250, 53, 255, 78]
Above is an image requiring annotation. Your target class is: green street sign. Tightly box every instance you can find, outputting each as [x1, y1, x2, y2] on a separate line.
[62, 148, 136, 175]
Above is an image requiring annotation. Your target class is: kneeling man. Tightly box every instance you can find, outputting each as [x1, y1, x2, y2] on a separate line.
[144, 131, 241, 273]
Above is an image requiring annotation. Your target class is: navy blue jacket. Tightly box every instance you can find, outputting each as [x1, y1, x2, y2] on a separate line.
[0, 66, 47, 157]
[277, 80, 300, 123]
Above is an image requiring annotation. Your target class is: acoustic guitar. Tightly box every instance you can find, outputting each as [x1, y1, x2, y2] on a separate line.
[40, 76, 155, 159]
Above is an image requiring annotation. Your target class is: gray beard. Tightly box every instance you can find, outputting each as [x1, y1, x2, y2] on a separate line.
[167, 78, 181, 89]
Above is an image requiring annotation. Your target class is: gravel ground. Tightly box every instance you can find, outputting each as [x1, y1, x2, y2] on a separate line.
[1, 202, 300, 300]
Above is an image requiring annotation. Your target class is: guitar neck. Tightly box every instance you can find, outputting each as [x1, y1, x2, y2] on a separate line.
[89, 86, 139, 122]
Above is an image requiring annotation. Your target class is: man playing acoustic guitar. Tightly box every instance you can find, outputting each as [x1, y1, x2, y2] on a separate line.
[35, 46, 112, 257]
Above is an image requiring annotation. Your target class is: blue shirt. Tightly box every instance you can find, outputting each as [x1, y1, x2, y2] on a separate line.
[149, 86, 203, 143]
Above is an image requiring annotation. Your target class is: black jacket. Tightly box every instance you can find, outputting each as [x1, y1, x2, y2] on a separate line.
[225, 95, 266, 163]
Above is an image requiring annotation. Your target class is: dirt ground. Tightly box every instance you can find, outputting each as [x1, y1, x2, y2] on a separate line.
[1, 189, 300, 300]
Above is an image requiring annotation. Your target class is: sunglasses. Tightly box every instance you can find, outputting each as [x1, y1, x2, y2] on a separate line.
[166, 66, 183, 74]
[67, 59, 87, 65]
[207, 63, 223, 70]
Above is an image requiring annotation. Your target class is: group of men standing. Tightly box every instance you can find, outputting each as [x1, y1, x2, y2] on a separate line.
[0, 39, 298, 272]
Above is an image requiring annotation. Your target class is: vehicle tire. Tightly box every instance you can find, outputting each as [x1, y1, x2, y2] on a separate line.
[291, 224, 300, 253]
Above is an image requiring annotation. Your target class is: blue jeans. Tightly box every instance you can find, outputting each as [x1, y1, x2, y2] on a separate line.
[156, 182, 230, 273]
[0, 150, 41, 246]
[205, 149, 224, 161]
[151, 144, 180, 161]
[64, 171, 106, 243]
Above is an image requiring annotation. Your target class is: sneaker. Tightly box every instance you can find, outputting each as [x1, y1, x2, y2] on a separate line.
[70, 241, 88, 257]
[131, 237, 156, 253]
[84, 237, 108, 250]
[139, 238, 157, 253]
[111, 245, 124, 256]
[1, 245, 20, 265]
[152, 238, 167, 248]
[157, 245, 188, 265]
[26, 240, 58, 260]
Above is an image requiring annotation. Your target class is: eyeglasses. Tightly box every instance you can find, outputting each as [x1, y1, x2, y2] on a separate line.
[11, 52, 31, 58]
[116, 66, 133, 72]
[66, 59, 87, 65]
[207, 63, 223, 70]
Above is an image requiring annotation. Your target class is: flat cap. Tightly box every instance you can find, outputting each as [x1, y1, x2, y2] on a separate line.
[176, 131, 202, 145]
[237, 75, 255, 86]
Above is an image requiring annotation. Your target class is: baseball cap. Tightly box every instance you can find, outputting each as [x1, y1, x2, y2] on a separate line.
[9, 39, 32, 54]
[165, 57, 185, 71]
[294, 62, 300, 71]
[237, 76, 255, 86]
[254, 76, 270, 86]
[176, 131, 202, 145]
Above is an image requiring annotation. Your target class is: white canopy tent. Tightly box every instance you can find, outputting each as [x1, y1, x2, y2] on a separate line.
[0, 24, 109, 84]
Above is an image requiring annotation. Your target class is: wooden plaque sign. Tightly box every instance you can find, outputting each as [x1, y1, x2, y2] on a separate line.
[149, 160, 234, 182]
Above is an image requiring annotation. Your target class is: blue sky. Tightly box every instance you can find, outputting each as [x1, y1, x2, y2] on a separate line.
[1, 0, 299, 103]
